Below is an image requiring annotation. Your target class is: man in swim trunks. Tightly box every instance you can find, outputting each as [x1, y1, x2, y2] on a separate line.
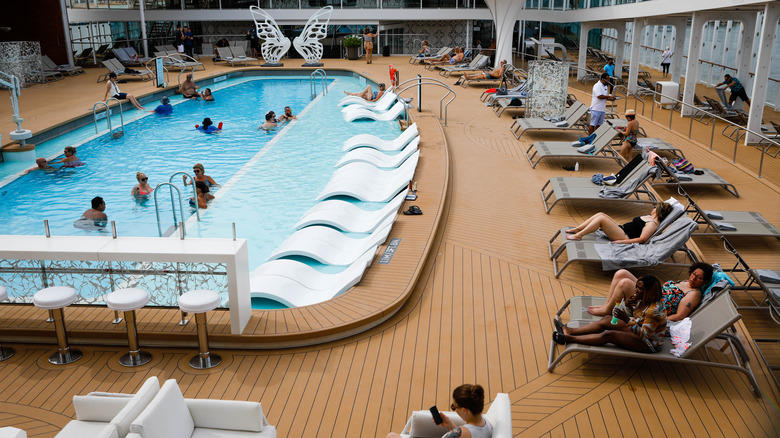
[25, 157, 56, 174]
[179, 73, 199, 99]
[259, 111, 279, 130]
[278, 106, 297, 123]
[153, 96, 173, 114]
[343, 83, 386, 102]
[456, 59, 506, 85]
[82, 197, 107, 221]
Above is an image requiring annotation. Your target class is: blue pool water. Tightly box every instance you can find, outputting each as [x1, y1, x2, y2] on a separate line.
[0, 75, 404, 307]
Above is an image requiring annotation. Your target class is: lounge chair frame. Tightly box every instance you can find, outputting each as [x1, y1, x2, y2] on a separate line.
[685, 199, 780, 239]
[409, 46, 451, 64]
[548, 291, 761, 397]
[97, 59, 153, 83]
[525, 123, 622, 168]
[511, 101, 589, 139]
[653, 160, 739, 198]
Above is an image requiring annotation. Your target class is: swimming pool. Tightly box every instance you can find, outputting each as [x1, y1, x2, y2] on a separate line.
[0, 73, 403, 307]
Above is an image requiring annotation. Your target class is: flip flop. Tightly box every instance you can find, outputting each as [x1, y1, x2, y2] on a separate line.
[403, 205, 422, 215]
[553, 318, 565, 334]
[552, 331, 567, 345]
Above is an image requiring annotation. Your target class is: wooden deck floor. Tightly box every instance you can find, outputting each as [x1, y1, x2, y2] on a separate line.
[0, 57, 779, 437]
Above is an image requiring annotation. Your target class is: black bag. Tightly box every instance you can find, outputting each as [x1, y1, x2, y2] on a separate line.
[496, 87, 508, 95]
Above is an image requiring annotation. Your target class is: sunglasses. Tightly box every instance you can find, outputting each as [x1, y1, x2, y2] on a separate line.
[193, 169, 201, 173]
[140, 177, 148, 181]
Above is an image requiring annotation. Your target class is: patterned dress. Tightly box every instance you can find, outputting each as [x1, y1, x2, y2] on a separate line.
[626, 300, 667, 352]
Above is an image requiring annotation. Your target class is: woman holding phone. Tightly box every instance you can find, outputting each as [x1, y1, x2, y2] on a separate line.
[386, 383, 492, 438]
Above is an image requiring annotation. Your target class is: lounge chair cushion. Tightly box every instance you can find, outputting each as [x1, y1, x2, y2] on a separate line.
[110, 376, 161, 437]
[130, 380, 194, 438]
[57, 421, 118, 438]
[71, 395, 132, 422]
[406, 411, 465, 437]
[186, 399, 265, 432]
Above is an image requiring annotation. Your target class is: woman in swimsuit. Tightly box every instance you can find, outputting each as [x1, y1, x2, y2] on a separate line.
[554, 274, 667, 354]
[586, 262, 713, 318]
[49, 146, 84, 167]
[343, 83, 386, 102]
[363, 27, 377, 64]
[427, 47, 464, 65]
[189, 181, 209, 209]
[200, 88, 214, 101]
[103, 72, 145, 110]
[565, 201, 673, 244]
[131, 172, 153, 197]
[616, 109, 640, 161]
[183, 163, 219, 200]
[386, 384, 493, 438]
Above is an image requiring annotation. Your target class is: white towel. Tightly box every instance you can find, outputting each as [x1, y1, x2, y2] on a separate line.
[669, 317, 692, 357]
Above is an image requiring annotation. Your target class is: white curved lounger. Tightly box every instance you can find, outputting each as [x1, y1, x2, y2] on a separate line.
[295, 189, 407, 232]
[249, 248, 376, 307]
[343, 123, 418, 152]
[267, 215, 395, 265]
[317, 151, 419, 202]
[340, 92, 397, 112]
[338, 86, 394, 106]
[344, 101, 406, 122]
[336, 136, 420, 168]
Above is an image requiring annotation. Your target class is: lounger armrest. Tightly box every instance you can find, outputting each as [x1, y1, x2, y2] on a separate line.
[185, 399, 267, 432]
[72, 394, 133, 421]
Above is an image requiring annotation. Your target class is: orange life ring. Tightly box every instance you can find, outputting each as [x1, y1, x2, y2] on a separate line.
[389, 65, 398, 86]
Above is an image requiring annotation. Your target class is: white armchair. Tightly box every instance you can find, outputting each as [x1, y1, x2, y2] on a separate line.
[127, 379, 276, 438]
[56, 376, 160, 438]
[399, 393, 511, 438]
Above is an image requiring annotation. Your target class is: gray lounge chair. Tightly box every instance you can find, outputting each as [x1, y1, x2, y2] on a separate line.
[230, 46, 260, 65]
[525, 123, 622, 168]
[548, 290, 761, 397]
[438, 54, 488, 77]
[97, 59, 153, 82]
[633, 138, 685, 159]
[216, 47, 248, 67]
[42, 55, 84, 76]
[541, 158, 658, 214]
[510, 101, 589, 139]
[163, 53, 205, 71]
[40, 60, 64, 82]
[457, 64, 514, 88]
[653, 159, 739, 198]
[686, 201, 780, 239]
[409, 47, 451, 65]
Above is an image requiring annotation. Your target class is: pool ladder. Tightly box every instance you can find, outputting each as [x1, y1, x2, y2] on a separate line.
[310, 69, 327, 99]
[92, 98, 125, 139]
[152, 172, 201, 238]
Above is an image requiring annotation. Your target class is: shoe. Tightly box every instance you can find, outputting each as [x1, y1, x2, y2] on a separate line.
[554, 318, 565, 334]
[552, 331, 567, 345]
[403, 205, 423, 215]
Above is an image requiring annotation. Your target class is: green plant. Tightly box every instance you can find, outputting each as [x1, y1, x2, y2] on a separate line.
[343, 36, 362, 48]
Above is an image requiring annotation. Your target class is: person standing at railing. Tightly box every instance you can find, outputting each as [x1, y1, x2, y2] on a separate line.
[660, 47, 673, 78]
[716, 74, 751, 109]
[183, 26, 194, 58]
[603, 58, 615, 94]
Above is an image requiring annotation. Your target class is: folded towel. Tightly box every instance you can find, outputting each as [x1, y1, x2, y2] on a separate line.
[571, 140, 582, 146]
[756, 269, 780, 284]
[704, 210, 723, 220]
[715, 221, 737, 231]
[676, 175, 693, 181]
[578, 144, 595, 154]
[555, 121, 569, 127]
[637, 141, 657, 150]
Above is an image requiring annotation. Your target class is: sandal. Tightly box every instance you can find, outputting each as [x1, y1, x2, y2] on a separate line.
[552, 331, 567, 345]
[403, 205, 423, 215]
[553, 318, 565, 334]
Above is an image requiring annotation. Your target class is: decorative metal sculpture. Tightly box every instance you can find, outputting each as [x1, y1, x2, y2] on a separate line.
[293, 6, 333, 67]
[250, 6, 291, 67]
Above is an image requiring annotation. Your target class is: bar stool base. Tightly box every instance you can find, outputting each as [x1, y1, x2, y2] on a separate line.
[48, 349, 82, 365]
[0, 347, 14, 361]
[189, 353, 221, 369]
[119, 351, 152, 367]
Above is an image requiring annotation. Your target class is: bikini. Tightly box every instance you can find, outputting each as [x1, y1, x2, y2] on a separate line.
[619, 216, 653, 239]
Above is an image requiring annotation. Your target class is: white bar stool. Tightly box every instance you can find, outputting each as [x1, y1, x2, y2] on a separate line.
[178, 289, 221, 369]
[106, 287, 152, 367]
[0, 286, 14, 361]
[33, 286, 82, 365]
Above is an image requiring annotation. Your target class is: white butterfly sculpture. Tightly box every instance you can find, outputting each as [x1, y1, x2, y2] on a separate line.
[250, 6, 291, 66]
[293, 6, 333, 66]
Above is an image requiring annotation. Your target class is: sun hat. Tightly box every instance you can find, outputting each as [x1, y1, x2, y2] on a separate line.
[161, 96, 170, 105]
[625, 109, 636, 116]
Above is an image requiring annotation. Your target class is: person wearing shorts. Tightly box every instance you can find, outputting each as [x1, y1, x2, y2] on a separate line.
[589, 73, 614, 134]
[102, 72, 145, 110]
[716, 74, 751, 109]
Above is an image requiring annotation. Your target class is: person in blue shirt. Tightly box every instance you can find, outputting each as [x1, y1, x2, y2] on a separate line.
[197, 117, 221, 133]
[603, 58, 615, 93]
[153, 96, 173, 114]
[716, 74, 751, 109]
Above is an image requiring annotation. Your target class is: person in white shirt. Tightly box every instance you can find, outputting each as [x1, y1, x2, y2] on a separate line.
[589, 73, 615, 134]
[660, 47, 673, 77]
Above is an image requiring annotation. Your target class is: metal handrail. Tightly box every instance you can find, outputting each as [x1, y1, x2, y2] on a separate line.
[153, 182, 186, 238]
[310, 69, 327, 99]
[170, 171, 200, 222]
[92, 98, 124, 137]
[395, 76, 456, 127]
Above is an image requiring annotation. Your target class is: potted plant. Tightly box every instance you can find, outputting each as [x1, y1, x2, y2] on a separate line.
[343, 36, 362, 60]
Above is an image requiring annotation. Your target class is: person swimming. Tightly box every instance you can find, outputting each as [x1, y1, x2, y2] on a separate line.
[153, 96, 173, 114]
[200, 88, 214, 101]
[131, 172, 153, 197]
[50, 146, 84, 168]
[259, 111, 279, 131]
[197, 117, 221, 133]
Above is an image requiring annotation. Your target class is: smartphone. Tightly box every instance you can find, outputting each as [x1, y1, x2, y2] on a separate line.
[429, 405, 443, 425]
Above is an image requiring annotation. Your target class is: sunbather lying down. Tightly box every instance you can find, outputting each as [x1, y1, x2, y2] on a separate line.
[553, 274, 667, 353]
[565, 201, 673, 244]
[426, 47, 464, 65]
[456, 60, 506, 85]
[587, 262, 714, 322]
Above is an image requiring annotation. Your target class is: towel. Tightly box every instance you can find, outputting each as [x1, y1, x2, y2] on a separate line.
[555, 121, 569, 127]
[703, 270, 735, 296]
[638, 141, 657, 150]
[756, 269, 780, 284]
[715, 221, 737, 231]
[669, 317, 692, 357]
[704, 210, 723, 220]
[676, 175, 693, 181]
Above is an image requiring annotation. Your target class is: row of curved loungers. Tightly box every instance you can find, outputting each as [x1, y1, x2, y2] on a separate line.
[249, 114, 420, 308]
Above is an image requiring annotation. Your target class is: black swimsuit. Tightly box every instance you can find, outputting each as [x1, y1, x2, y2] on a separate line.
[619, 216, 647, 239]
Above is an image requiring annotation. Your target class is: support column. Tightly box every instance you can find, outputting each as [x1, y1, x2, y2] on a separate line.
[59, 0, 74, 67]
[614, 24, 626, 83]
[670, 19, 687, 85]
[627, 19, 642, 94]
[681, 12, 707, 117]
[577, 23, 593, 81]
[139, 0, 149, 58]
[746, 3, 779, 144]
[736, 13, 758, 87]
[483, 0, 524, 68]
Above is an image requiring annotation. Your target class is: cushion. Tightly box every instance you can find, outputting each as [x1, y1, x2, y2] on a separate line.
[406, 410, 464, 438]
[186, 399, 263, 432]
[190, 429, 271, 438]
[56, 421, 118, 438]
[0, 427, 27, 438]
[106, 288, 149, 312]
[0, 286, 7, 301]
[33, 286, 77, 309]
[111, 376, 160, 438]
[483, 393, 511, 438]
[178, 290, 220, 313]
[72, 395, 132, 422]
[130, 380, 194, 438]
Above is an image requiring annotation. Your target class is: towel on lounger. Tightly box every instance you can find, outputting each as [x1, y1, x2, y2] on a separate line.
[715, 221, 737, 231]
[756, 269, 780, 284]
[704, 210, 723, 219]
[594, 217, 697, 271]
